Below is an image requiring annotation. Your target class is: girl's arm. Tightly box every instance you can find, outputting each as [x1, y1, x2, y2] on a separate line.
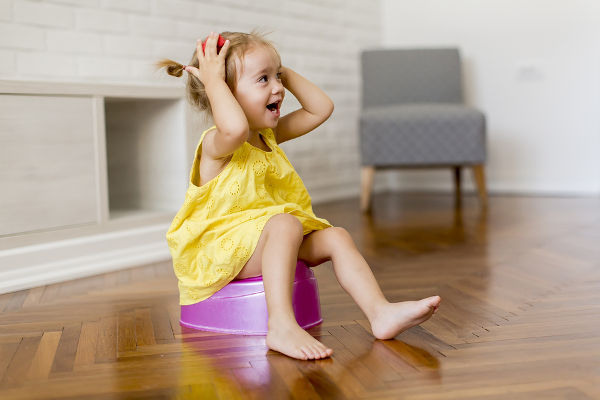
[205, 78, 249, 142]
[275, 66, 334, 144]
[186, 34, 249, 159]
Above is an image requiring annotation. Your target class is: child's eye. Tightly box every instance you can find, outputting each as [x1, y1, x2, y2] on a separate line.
[276, 72, 282, 80]
[258, 75, 267, 83]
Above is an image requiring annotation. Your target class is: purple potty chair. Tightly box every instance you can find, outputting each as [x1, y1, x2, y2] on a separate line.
[180, 260, 322, 335]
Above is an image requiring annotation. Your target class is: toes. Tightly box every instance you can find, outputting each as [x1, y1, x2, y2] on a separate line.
[298, 347, 310, 360]
[321, 348, 332, 358]
[315, 345, 329, 359]
[316, 344, 332, 358]
[308, 343, 331, 360]
[311, 345, 322, 359]
[424, 295, 441, 309]
[303, 346, 316, 360]
[312, 345, 324, 359]
[304, 346, 314, 359]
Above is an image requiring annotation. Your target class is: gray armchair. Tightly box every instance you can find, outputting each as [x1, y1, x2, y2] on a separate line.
[359, 48, 487, 212]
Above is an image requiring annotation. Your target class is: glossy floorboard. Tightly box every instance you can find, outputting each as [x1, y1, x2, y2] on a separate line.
[1, 192, 599, 399]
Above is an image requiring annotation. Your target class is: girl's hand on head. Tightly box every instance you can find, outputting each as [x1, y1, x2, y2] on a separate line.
[184, 32, 230, 86]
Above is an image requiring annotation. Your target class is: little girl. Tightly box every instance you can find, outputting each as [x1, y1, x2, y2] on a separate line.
[159, 30, 441, 361]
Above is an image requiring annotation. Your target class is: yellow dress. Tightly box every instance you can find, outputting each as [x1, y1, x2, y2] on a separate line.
[166, 126, 332, 305]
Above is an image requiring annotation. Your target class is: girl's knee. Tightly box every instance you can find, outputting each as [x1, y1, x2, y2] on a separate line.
[265, 213, 304, 242]
[326, 227, 355, 248]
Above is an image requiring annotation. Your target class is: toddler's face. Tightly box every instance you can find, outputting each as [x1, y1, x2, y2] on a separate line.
[233, 45, 284, 131]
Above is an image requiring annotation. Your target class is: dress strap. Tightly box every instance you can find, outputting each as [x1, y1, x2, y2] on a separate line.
[194, 125, 217, 158]
[261, 128, 276, 145]
[200, 125, 217, 143]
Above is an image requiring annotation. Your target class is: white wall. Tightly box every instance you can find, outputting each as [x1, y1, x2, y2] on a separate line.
[4, 0, 596, 200]
[381, 0, 600, 196]
[0, 0, 381, 204]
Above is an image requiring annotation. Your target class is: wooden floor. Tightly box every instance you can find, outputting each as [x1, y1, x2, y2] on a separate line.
[1, 192, 599, 399]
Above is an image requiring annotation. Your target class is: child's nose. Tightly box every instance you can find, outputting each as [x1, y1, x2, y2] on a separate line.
[272, 80, 284, 93]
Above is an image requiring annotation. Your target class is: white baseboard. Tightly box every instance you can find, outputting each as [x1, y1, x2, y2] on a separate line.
[0, 224, 172, 295]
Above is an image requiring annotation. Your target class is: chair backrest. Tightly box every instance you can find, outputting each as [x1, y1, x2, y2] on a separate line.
[361, 48, 463, 109]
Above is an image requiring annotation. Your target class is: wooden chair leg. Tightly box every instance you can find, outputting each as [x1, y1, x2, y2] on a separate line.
[471, 164, 488, 207]
[360, 166, 375, 212]
[453, 166, 462, 203]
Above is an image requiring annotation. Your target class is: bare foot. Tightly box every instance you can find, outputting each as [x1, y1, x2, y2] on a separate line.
[266, 319, 333, 360]
[370, 295, 441, 340]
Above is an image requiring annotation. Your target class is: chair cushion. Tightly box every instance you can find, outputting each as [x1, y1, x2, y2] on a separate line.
[359, 103, 486, 166]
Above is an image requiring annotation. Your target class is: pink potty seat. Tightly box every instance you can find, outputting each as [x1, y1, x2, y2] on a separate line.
[179, 260, 323, 335]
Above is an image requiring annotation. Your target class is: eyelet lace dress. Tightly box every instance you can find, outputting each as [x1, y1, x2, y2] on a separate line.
[166, 126, 332, 305]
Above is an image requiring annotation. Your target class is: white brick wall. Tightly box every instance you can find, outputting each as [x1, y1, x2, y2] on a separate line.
[0, 0, 382, 203]
[14, 0, 74, 29]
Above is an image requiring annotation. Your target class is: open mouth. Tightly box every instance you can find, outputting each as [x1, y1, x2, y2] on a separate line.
[266, 101, 280, 115]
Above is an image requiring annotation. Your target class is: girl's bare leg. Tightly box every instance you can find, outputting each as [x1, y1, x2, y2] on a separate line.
[298, 227, 441, 340]
[236, 213, 333, 360]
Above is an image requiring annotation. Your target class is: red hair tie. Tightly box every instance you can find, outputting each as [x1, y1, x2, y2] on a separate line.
[201, 34, 226, 55]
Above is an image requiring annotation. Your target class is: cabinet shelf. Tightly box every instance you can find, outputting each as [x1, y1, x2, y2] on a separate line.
[104, 97, 187, 221]
[0, 80, 194, 294]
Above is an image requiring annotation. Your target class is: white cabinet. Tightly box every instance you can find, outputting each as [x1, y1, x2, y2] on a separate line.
[105, 98, 187, 221]
[0, 95, 98, 235]
[0, 80, 197, 294]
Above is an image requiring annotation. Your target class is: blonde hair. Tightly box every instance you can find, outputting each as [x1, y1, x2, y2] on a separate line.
[155, 30, 281, 119]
